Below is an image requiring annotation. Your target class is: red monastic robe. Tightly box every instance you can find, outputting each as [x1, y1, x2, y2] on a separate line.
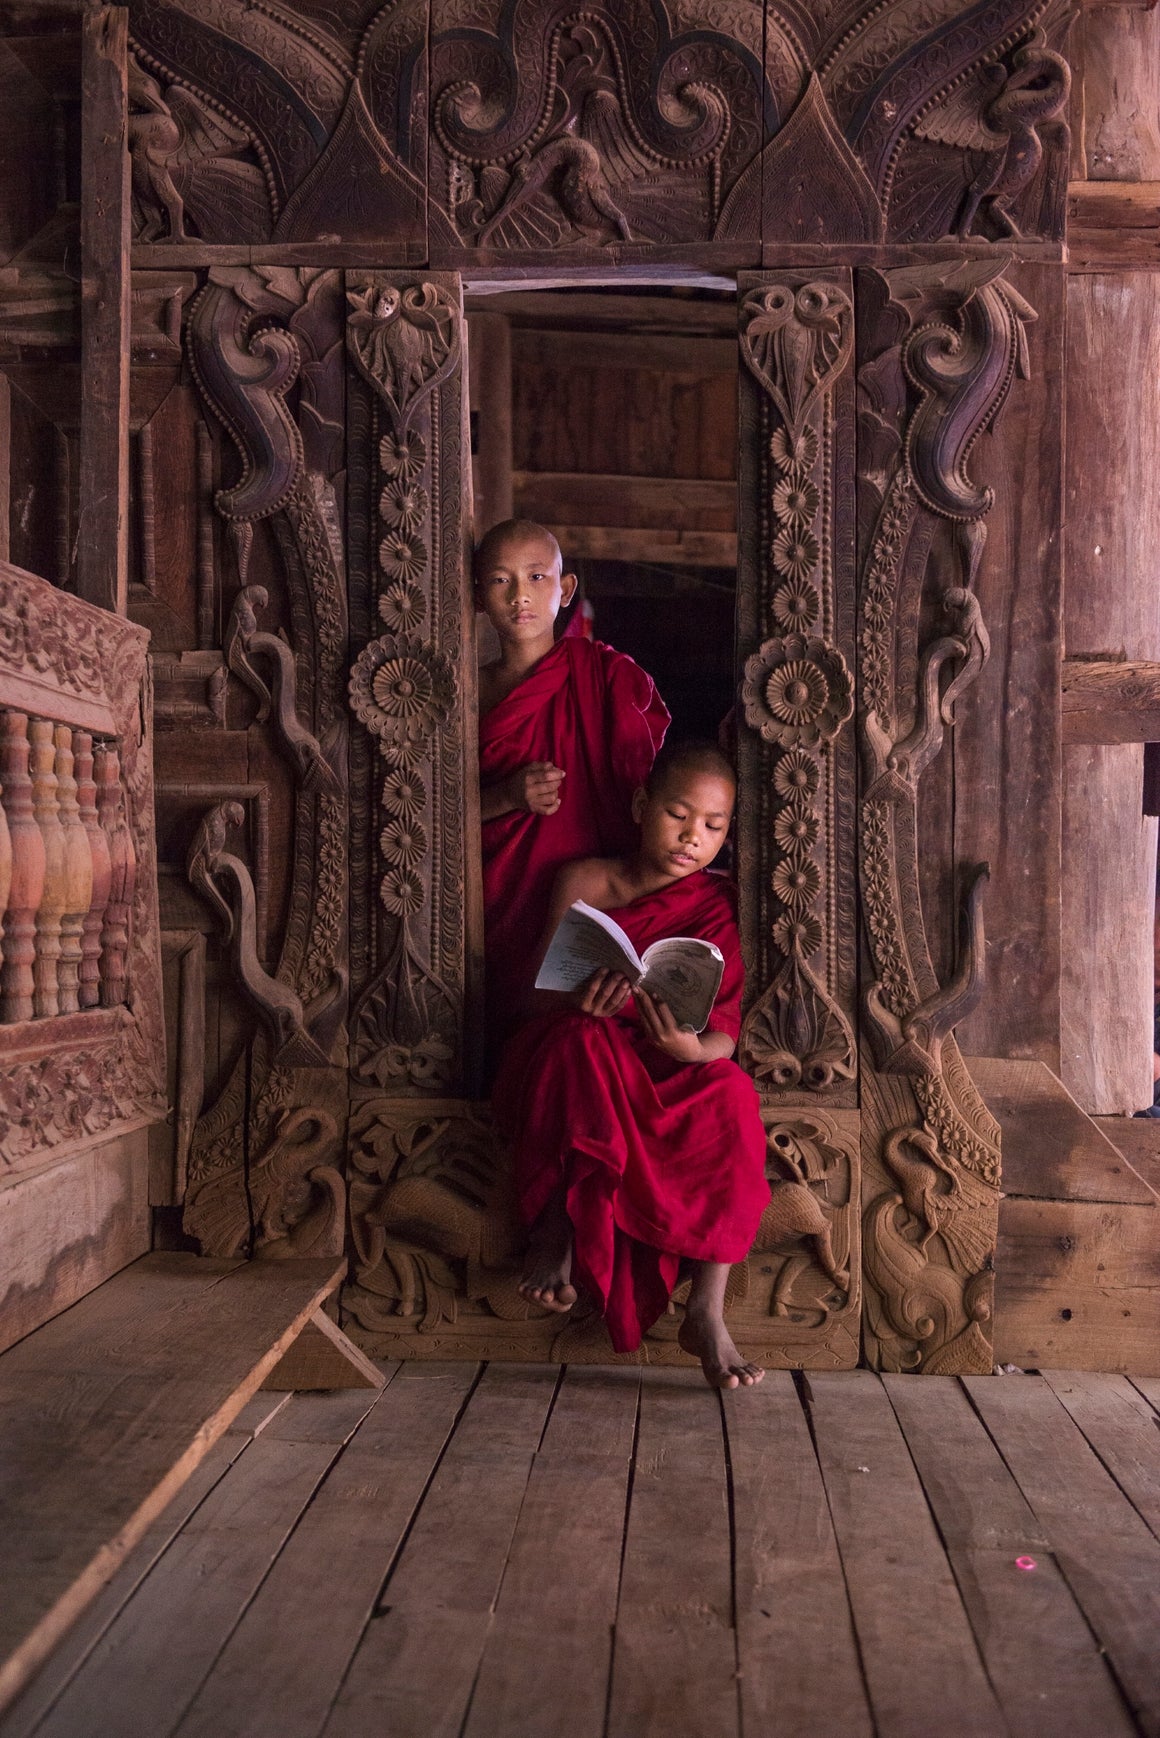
[479, 637, 669, 1049]
[494, 870, 771, 1352]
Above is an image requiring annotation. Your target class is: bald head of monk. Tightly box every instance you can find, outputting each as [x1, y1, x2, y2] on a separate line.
[473, 519, 578, 657]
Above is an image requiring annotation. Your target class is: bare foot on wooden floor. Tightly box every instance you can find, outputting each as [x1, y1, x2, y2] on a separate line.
[679, 1309, 765, 1390]
[518, 1194, 577, 1314]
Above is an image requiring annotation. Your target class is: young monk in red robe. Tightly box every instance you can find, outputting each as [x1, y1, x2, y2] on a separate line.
[476, 519, 669, 1057]
[494, 741, 770, 1390]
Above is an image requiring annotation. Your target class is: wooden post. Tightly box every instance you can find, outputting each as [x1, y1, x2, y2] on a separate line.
[77, 5, 130, 616]
[466, 311, 513, 538]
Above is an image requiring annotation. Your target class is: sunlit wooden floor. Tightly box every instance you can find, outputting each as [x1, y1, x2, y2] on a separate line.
[3, 1362, 1159, 1738]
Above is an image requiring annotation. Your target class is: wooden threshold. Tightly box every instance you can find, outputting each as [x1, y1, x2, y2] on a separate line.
[0, 1252, 360, 1715]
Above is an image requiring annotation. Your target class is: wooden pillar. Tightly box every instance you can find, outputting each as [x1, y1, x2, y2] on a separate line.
[466, 310, 513, 538]
[1076, 6, 1160, 182]
[77, 5, 130, 615]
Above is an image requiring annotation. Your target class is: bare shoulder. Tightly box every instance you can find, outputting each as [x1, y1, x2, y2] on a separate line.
[553, 855, 619, 908]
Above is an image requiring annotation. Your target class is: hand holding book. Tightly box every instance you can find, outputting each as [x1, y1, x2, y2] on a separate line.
[534, 900, 725, 1033]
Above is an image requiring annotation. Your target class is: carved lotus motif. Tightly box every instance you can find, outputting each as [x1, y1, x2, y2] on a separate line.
[379, 583, 426, 631]
[773, 748, 821, 800]
[772, 475, 819, 526]
[380, 817, 429, 867]
[382, 766, 426, 815]
[348, 633, 458, 748]
[771, 857, 822, 912]
[772, 526, 820, 583]
[771, 424, 818, 475]
[379, 531, 428, 582]
[379, 430, 427, 481]
[380, 866, 425, 915]
[742, 634, 853, 749]
[772, 582, 819, 633]
[772, 913, 824, 959]
[380, 480, 429, 532]
[774, 806, 820, 854]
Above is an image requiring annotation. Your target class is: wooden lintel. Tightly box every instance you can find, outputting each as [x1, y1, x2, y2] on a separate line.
[260, 1306, 386, 1391]
[546, 525, 738, 569]
[513, 471, 737, 534]
[1062, 659, 1160, 743]
[512, 327, 738, 376]
[77, 4, 130, 616]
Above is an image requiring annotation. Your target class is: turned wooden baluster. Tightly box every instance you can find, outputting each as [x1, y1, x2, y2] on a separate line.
[95, 742, 132, 1007]
[55, 725, 93, 1015]
[0, 758, 11, 994]
[30, 717, 67, 1019]
[0, 713, 46, 1021]
[74, 731, 111, 1011]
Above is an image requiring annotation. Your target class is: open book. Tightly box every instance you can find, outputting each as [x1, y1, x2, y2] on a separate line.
[534, 900, 725, 1034]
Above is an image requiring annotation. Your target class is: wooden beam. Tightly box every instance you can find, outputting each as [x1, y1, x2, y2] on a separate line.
[77, 5, 130, 614]
[551, 525, 737, 568]
[513, 471, 736, 532]
[511, 327, 737, 375]
[1062, 659, 1160, 742]
[466, 309, 513, 537]
[465, 291, 738, 334]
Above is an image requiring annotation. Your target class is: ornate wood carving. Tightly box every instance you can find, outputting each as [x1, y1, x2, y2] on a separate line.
[123, 2, 1073, 253]
[182, 267, 350, 1259]
[344, 272, 481, 1099]
[0, 562, 165, 1170]
[854, 257, 1036, 1373]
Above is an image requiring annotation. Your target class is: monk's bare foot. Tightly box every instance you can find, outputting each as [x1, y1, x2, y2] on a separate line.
[679, 1310, 765, 1391]
[518, 1195, 577, 1314]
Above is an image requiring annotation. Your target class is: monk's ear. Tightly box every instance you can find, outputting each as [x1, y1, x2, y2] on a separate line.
[631, 785, 648, 824]
[559, 571, 579, 608]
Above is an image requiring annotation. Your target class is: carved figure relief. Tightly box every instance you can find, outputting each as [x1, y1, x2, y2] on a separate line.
[855, 257, 1035, 1373]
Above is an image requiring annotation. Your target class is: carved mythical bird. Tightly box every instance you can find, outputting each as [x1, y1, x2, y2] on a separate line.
[915, 29, 1071, 238]
[224, 584, 341, 797]
[127, 60, 269, 243]
[477, 121, 635, 248]
[881, 1125, 995, 1277]
[185, 1106, 344, 1259]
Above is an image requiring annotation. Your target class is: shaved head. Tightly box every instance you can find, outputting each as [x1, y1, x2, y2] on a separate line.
[473, 518, 563, 582]
[645, 740, 737, 799]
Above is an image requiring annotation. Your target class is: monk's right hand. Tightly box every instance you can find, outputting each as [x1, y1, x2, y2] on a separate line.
[573, 968, 631, 1018]
[507, 761, 565, 815]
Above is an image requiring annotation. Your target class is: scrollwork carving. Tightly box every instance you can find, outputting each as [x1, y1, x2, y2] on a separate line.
[185, 1105, 345, 1260]
[225, 583, 341, 797]
[346, 283, 461, 432]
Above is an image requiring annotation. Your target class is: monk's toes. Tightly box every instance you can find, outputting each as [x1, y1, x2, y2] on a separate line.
[733, 1362, 765, 1387]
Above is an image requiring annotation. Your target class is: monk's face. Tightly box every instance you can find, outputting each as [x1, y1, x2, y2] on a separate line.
[633, 769, 735, 880]
[474, 529, 577, 646]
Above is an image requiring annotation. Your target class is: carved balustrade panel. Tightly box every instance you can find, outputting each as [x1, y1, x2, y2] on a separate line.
[122, 0, 1072, 254]
[852, 258, 1040, 1373]
[0, 562, 165, 1169]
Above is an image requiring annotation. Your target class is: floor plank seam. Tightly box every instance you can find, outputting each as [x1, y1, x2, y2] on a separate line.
[957, 1377, 1147, 1736]
[317, 1361, 487, 1728]
[601, 1370, 643, 1738]
[534, 1363, 569, 1453]
[1046, 1386, 1160, 1548]
[715, 1389, 745, 1738]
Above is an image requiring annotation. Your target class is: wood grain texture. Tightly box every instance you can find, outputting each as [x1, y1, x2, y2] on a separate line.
[1080, 5, 1160, 180]
[971, 1056, 1157, 1201]
[1063, 658, 1160, 741]
[994, 1197, 1160, 1373]
[77, 6, 130, 615]
[174, 1363, 477, 1738]
[0, 1254, 344, 1715]
[259, 1308, 385, 1392]
[463, 1366, 640, 1738]
[725, 1371, 871, 1738]
[1042, 1369, 1160, 1543]
[807, 1370, 1003, 1737]
[607, 1369, 737, 1738]
[321, 1363, 556, 1738]
[965, 1372, 1160, 1736]
[885, 1374, 1137, 1738]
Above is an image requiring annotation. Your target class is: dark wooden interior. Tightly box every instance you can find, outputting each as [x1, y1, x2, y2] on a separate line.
[2, 0, 1160, 1717]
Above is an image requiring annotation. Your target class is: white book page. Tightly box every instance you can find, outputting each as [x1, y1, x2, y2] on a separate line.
[639, 937, 725, 1033]
[534, 901, 645, 993]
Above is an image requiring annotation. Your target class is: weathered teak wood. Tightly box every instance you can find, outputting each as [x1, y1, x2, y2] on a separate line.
[172, 1362, 473, 1738]
[259, 1307, 384, 1392]
[463, 1366, 640, 1738]
[607, 1369, 736, 1738]
[807, 1370, 1004, 1737]
[1063, 659, 1160, 742]
[320, 1363, 555, 1737]
[77, 5, 130, 615]
[972, 1056, 1158, 1202]
[1042, 1370, 1160, 1544]
[0, 1253, 345, 1716]
[885, 1374, 1138, 1738]
[965, 1373, 1160, 1737]
[724, 1371, 871, 1736]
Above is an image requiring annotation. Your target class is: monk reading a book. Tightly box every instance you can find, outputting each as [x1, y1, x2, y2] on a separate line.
[476, 519, 669, 1059]
[494, 741, 770, 1390]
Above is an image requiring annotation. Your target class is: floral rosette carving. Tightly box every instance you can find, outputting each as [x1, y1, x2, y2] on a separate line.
[348, 633, 458, 753]
[741, 634, 853, 750]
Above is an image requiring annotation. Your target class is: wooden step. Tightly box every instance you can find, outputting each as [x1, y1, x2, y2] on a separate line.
[0, 1251, 376, 1715]
[967, 1059, 1160, 1376]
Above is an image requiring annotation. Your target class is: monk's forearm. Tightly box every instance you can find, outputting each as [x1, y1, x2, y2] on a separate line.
[696, 1031, 736, 1062]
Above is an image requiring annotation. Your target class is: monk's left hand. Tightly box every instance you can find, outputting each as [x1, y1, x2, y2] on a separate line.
[634, 988, 703, 1064]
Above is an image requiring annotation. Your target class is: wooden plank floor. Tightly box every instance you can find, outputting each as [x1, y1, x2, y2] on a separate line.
[2, 1368, 1157, 1738]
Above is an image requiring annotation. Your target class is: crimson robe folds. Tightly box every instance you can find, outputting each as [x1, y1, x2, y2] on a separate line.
[495, 871, 771, 1353]
[479, 636, 669, 1048]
